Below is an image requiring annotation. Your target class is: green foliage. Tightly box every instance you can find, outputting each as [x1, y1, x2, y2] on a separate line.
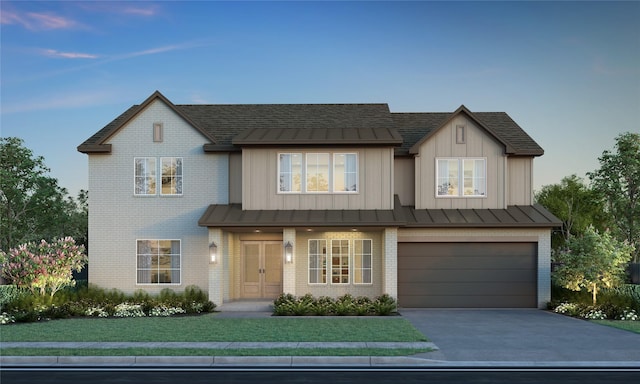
[272, 293, 397, 316]
[0, 285, 24, 311]
[0, 237, 87, 297]
[0, 285, 215, 324]
[535, 175, 611, 250]
[588, 132, 640, 262]
[0, 137, 88, 252]
[553, 226, 634, 305]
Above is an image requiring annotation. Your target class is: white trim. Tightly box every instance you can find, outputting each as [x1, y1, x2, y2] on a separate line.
[134, 157, 157, 196]
[333, 153, 359, 193]
[135, 239, 182, 285]
[435, 157, 487, 198]
[330, 239, 350, 285]
[307, 239, 328, 285]
[353, 239, 373, 285]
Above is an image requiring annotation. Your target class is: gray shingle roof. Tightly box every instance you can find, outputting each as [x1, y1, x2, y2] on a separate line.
[78, 91, 543, 156]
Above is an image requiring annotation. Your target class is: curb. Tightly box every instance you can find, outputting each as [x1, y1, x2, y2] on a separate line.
[3, 356, 640, 368]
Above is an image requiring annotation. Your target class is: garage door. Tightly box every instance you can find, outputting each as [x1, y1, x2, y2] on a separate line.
[398, 242, 537, 308]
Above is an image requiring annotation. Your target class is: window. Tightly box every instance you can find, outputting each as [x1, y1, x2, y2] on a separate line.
[135, 157, 183, 196]
[279, 153, 302, 192]
[353, 239, 372, 284]
[134, 157, 156, 195]
[331, 239, 350, 284]
[278, 152, 358, 194]
[308, 239, 327, 284]
[137, 240, 180, 284]
[161, 157, 183, 195]
[437, 158, 486, 197]
[306, 153, 330, 192]
[334, 153, 358, 192]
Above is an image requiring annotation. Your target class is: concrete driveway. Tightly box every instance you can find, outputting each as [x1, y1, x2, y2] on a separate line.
[400, 309, 640, 362]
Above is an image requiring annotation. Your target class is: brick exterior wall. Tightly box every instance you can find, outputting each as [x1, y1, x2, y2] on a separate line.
[87, 99, 227, 295]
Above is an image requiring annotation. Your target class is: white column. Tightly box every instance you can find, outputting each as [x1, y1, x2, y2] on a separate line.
[282, 228, 296, 295]
[383, 228, 398, 299]
[538, 229, 551, 309]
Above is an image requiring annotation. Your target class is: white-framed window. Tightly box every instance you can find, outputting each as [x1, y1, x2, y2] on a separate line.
[136, 239, 181, 285]
[278, 152, 358, 194]
[134, 157, 157, 195]
[279, 153, 302, 192]
[161, 157, 183, 195]
[331, 239, 350, 284]
[308, 239, 327, 284]
[333, 153, 358, 192]
[135, 157, 183, 196]
[353, 239, 372, 284]
[436, 158, 486, 197]
[306, 153, 330, 193]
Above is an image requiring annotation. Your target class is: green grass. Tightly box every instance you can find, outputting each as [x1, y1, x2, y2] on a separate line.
[0, 314, 427, 342]
[0, 348, 433, 357]
[592, 320, 640, 334]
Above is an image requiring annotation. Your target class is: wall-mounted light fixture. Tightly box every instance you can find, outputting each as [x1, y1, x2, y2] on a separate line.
[284, 241, 293, 264]
[209, 241, 218, 264]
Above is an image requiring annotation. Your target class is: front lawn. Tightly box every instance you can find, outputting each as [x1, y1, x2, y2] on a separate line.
[592, 320, 640, 334]
[0, 314, 427, 342]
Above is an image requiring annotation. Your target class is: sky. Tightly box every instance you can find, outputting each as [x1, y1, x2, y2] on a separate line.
[1, 1, 639, 198]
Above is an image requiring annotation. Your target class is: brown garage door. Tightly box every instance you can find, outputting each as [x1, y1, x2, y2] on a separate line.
[398, 242, 537, 308]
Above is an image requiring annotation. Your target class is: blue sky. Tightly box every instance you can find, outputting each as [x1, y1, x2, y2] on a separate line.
[1, 1, 639, 197]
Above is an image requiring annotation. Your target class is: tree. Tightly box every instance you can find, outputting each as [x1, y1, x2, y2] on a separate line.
[535, 175, 611, 251]
[588, 132, 640, 262]
[0, 237, 87, 297]
[553, 226, 634, 305]
[0, 137, 85, 251]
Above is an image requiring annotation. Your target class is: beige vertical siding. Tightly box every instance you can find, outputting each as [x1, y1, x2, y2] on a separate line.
[507, 157, 533, 205]
[229, 153, 242, 204]
[242, 147, 394, 210]
[394, 157, 415, 206]
[414, 115, 506, 209]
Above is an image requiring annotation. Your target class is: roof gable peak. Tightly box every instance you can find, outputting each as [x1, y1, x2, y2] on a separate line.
[408, 105, 516, 155]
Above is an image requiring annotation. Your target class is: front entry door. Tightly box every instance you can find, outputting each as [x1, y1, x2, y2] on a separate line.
[241, 241, 283, 299]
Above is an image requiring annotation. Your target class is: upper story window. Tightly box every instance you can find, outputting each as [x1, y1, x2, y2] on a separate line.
[436, 158, 486, 197]
[279, 152, 358, 194]
[135, 157, 157, 195]
[161, 157, 183, 195]
[134, 157, 183, 196]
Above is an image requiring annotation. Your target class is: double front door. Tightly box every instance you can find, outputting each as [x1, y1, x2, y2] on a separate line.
[241, 241, 283, 299]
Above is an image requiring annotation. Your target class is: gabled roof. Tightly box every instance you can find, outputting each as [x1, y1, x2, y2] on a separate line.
[393, 105, 544, 157]
[77, 91, 217, 153]
[79, 92, 543, 156]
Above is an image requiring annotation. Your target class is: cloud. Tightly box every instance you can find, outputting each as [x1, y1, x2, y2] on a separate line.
[42, 49, 99, 59]
[0, 10, 77, 31]
[1, 90, 119, 114]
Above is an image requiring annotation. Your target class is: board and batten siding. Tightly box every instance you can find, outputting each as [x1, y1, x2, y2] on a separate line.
[229, 152, 242, 204]
[507, 157, 533, 205]
[414, 115, 506, 209]
[87, 99, 228, 294]
[242, 147, 395, 210]
[394, 157, 415, 206]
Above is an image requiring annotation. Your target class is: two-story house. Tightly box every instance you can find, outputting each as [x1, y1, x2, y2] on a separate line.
[78, 91, 559, 309]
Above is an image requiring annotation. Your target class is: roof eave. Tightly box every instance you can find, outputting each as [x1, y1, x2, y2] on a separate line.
[77, 144, 112, 154]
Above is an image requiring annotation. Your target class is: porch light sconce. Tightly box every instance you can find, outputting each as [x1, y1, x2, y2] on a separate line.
[284, 241, 293, 264]
[209, 242, 218, 264]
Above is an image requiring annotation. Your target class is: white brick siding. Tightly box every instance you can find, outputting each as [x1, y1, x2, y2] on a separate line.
[87, 99, 227, 295]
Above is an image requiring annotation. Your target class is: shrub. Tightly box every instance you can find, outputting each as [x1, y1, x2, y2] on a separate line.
[113, 303, 146, 318]
[371, 294, 398, 316]
[273, 293, 397, 316]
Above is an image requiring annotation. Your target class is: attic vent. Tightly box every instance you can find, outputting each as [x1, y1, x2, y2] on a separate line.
[456, 125, 466, 144]
[153, 123, 163, 142]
